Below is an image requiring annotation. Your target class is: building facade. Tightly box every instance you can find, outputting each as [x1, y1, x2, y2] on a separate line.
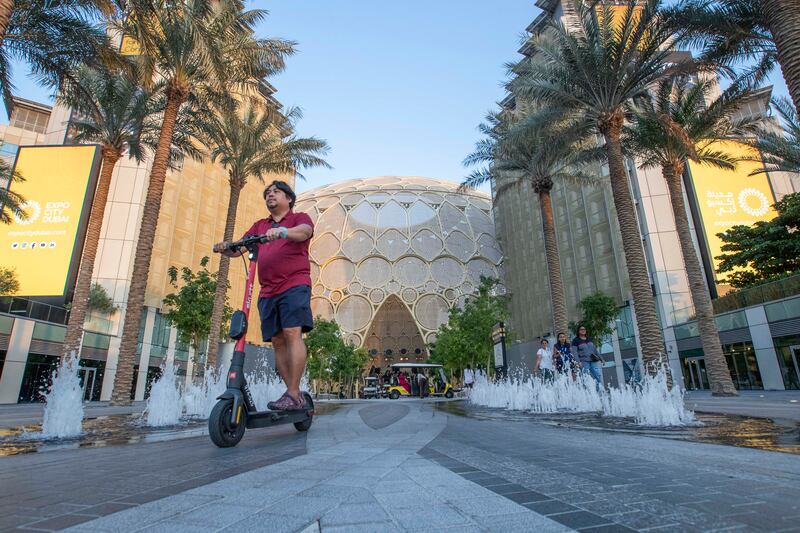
[496, 0, 800, 389]
[295, 177, 502, 369]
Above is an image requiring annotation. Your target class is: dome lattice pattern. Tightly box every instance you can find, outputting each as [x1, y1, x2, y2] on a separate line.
[296, 176, 502, 364]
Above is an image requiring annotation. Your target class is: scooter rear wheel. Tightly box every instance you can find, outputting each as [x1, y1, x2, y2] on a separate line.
[293, 392, 314, 432]
[209, 400, 246, 447]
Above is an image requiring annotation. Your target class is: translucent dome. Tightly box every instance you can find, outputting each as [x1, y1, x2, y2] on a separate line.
[295, 176, 502, 365]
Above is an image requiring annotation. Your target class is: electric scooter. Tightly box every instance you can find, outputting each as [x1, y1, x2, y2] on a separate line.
[208, 234, 314, 448]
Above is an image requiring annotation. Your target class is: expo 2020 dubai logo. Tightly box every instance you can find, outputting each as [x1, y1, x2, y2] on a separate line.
[13, 200, 41, 225]
[737, 188, 770, 217]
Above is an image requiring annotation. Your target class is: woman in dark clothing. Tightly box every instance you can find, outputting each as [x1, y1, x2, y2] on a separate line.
[571, 325, 604, 384]
[553, 332, 574, 375]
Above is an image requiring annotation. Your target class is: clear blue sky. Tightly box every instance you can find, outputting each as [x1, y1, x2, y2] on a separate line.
[255, 0, 536, 194]
[6, 0, 791, 196]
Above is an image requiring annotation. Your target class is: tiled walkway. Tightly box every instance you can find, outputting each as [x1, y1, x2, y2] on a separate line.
[59, 402, 568, 532]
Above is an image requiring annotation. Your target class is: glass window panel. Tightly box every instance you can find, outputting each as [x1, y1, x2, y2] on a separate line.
[316, 204, 346, 234]
[408, 201, 438, 233]
[346, 201, 377, 235]
[341, 229, 374, 261]
[377, 200, 407, 229]
[376, 229, 409, 261]
[431, 257, 464, 287]
[394, 256, 428, 287]
[340, 193, 364, 206]
[411, 229, 443, 261]
[320, 258, 355, 289]
[467, 258, 496, 285]
[444, 230, 475, 262]
[439, 203, 469, 235]
[414, 294, 450, 330]
[466, 205, 494, 236]
[316, 196, 339, 210]
[309, 233, 340, 263]
[357, 256, 392, 288]
[367, 192, 392, 204]
[310, 297, 334, 320]
[335, 295, 372, 331]
[394, 192, 418, 204]
[477, 234, 502, 264]
[421, 192, 444, 204]
[446, 194, 468, 207]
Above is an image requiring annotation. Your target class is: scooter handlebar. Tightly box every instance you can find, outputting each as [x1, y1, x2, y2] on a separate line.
[226, 234, 267, 251]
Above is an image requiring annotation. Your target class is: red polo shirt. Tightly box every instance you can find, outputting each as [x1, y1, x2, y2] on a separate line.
[243, 210, 314, 298]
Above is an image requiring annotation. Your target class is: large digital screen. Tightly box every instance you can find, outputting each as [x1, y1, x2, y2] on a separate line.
[686, 141, 776, 293]
[0, 145, 101, 296]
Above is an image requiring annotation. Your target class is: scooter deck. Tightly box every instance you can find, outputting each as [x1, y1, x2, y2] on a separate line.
[245, 408, 312, 429]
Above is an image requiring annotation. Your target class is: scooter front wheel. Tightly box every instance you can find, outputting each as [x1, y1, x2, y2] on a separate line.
[209, 400, 246, 447]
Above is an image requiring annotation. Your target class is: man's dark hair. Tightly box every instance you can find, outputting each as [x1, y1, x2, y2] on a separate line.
[264, 180, 296, 209]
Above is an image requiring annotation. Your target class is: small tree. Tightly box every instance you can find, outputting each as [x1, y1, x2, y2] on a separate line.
[331, 344, 368, 398]
[305, 318, 340, 397]
[570, 292, 619, 345]
[716, 192, 800, 288]
[429, 277, 509, 378]
[162, 256, 232, 364]
[0, 266, 19, 295]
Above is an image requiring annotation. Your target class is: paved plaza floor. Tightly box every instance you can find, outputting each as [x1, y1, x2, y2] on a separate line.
[0, 397, 798, 532]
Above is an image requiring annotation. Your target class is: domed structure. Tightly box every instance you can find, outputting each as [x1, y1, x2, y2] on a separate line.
[295, 176, 502, 367]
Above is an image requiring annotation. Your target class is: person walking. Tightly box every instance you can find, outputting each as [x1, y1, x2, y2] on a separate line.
[553, 332, 574, 376]
[416, 370, 428, 398]
[463, 364, 475, 389]
[534, 339, 555, 381]
[572, 325, 604, 385]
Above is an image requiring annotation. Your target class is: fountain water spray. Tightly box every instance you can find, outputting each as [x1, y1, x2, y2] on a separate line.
[41, 352, 84, 438]
[145, 357, 307, 423]
[469, 364, 695, 426]
[182, 367, 226, 418]
[144, 363, 182, 426]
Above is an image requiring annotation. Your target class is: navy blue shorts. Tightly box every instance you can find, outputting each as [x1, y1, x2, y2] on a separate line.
[257, 285, 314, 341]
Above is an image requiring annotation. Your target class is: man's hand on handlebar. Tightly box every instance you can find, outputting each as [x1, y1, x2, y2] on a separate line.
[263, 227, 287, 242]
[212, 240, 244, 257]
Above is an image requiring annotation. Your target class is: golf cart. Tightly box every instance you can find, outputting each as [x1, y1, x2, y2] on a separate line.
[360, 376, 380, 399]
[385, 363, 456, 399]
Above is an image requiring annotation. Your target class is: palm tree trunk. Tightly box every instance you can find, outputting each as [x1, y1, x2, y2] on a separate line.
[763, 0, 800, 114]
[538, 189, 569, 337]
[663, 163, 737, 396]
[206, 180, 243, 369]
[0, 0, 15, 47]
[600, 123, 668, 377]
[111, 87, 187, 405]
[62, 147, 121, 360]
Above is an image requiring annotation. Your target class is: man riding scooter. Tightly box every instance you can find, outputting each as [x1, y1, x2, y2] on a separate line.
[213, 180, 313, 411]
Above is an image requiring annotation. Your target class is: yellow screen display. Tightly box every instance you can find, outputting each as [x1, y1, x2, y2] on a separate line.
[0, 145, 100, 296]
[687, 141, 776, 288]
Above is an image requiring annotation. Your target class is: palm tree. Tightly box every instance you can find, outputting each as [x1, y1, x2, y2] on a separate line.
[512, 0, 676, 372]
[665, 0, 800, 114]
[0, 158, 25, 224]
[462, 108, 598, 337]
[110, 0, 295, 405]
[625, 77, 761, 395]
[750, 97, 800, 173]
[0, 0, 117, 112]
[201, 101, 330, 369]
[57, 65, 198, 361]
